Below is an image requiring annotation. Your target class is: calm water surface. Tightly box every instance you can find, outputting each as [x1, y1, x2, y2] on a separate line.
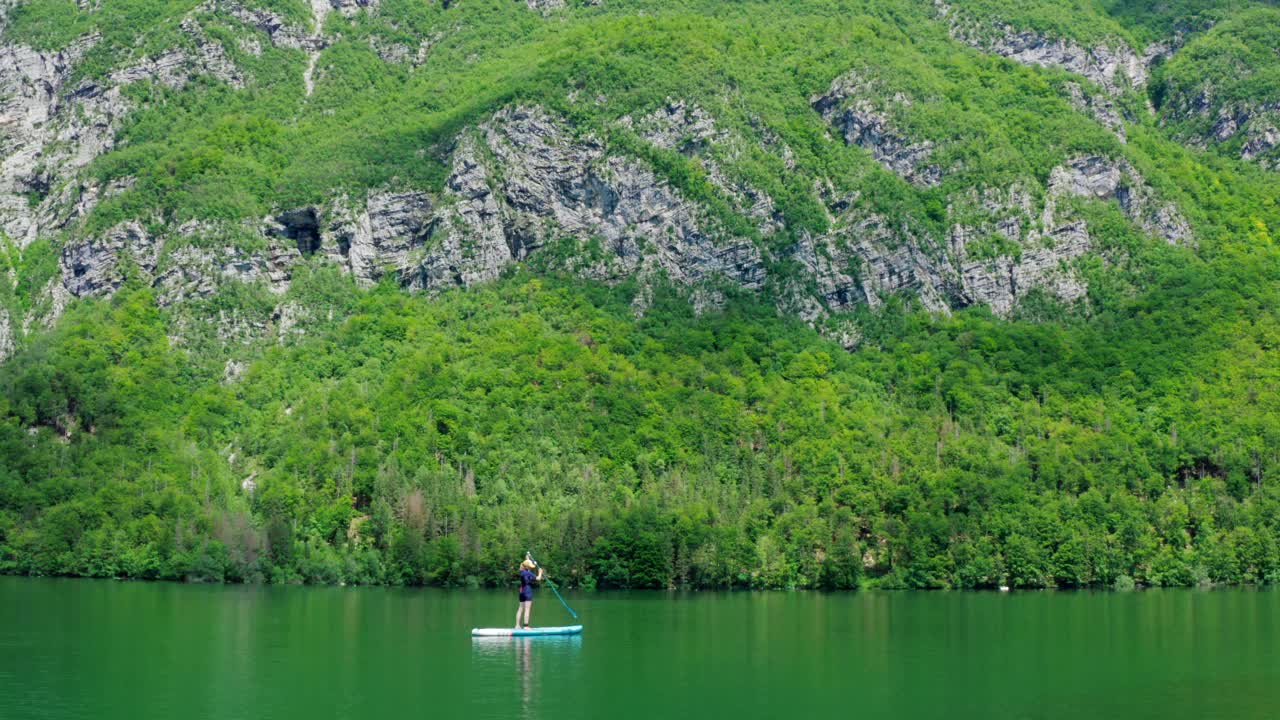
[0, 577, 1276, 719]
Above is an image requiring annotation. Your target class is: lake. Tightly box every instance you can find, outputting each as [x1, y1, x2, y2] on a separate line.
[0, 577, 1276, 719]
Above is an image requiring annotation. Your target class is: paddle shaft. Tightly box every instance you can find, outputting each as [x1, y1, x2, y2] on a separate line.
[527, 551, 578, 620]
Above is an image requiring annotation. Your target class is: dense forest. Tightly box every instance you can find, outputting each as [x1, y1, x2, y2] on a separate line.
[1, 0, 1279, 590]
[4, 247, 1278, 590]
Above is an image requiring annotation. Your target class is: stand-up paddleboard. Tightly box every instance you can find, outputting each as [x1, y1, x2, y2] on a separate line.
[471, 625, 583, 637]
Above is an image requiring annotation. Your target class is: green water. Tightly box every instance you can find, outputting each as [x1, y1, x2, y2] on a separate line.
[1, 578, 1276, 719]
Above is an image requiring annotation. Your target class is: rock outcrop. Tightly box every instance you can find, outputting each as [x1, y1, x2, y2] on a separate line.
[207, 0, 314, 50]
[0, 9, 283, 250]
[788, 211, 950, 320]
[1044, 155, 1191, 245]
[155, 238, 300, 307]
[0, 0, 322, 252]
[0, 36, 101, 247]
[791, 181, 1085, 321]
[631, 100, 723, 153]
[368, 34, 443, 66]
[13, 97, 1196, 354]
[1164, 96, 1280, 170]
[1064, 81, 1126, 142]
[0, 307, 13, 362]
[330, 0, 379, 18]
[112, 18, 245, 88]
[787, 151, 1189, 325]
[1241, 122, 1280, 169]
[953, 221, 1093, 315]
[414, 106, 766, 298]
[60, 221, 158, 298]
[525, 0, 566, 13]
[329, 191, 435, 286]
[624, 100, 782, 234]
[945, 182, 1092, 315]
[937, 1, 1148, 96]
[812, 72, 942, 186]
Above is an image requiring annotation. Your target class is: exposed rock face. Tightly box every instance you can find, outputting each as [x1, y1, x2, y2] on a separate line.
[1064, 81, 1126, 142]
[625, 100, 781, 233]
[54, 215, 304, 309]
[956, 221, 1093, 314]
[1045, 155, 1191, 245]
[152, 236, 300, 307]
[416, 138, 513, 289]
[788, 213, 949, 321]
[791, 181, 1089, 321]
[45, 95, 764, 315]
[0, 308, 13, 362]
[525, 0, 566, 13]
[945, 154, 1193, 312]
[369, 37, 410, 64]
[812, 72, 942, 187]
[329, 191, 435, 286]
[946, 184, 1070, 314]
[0, 36, 101, 246]
[329, 0, 379, 18]
[0, 7, 278, 249]
[14, 99, 1196, 355]
[60, 221, 158, 298]
[70, 192, 431, 309]
[267, 208, 322, 255]
[112, 19, 244, 88]
[937, 2, 1147, 96]
[21, 277, 70, 338]
[631, 100, 722, 152]
[1241, 124, 1279, 169]
[273, 300, 307, 342]
[788, 151, 1190, 323]
[207, 0, 314, 50]
[1164, 97, 1280, 170]
[414, 106, 765, 297]
[366, 24, 453, 67]
[151, 246, 224, 306]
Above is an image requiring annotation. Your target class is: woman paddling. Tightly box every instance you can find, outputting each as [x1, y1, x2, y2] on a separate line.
[515, 553, 544, 629]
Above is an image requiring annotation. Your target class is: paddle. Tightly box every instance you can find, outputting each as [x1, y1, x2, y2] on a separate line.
[527, 551, 579, 620]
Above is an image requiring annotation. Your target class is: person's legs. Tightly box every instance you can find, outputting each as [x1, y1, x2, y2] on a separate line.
[525, 600, 533, 628]
[515, 602, 524, 628]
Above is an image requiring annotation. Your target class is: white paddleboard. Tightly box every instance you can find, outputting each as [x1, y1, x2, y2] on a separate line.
[471, 625, 583, 637]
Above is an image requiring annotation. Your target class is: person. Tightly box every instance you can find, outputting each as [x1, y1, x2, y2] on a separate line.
[515, 554, 544, 629]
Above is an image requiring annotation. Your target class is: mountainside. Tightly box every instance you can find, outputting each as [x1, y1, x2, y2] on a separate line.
[1, 0, 1278, 589]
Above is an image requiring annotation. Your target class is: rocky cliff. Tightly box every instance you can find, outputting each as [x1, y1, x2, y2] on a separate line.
[38, 99, 1192, 348]
[0, 0, 1225, 357]
[0, 304, 12, 361]
[0, 7, 279, 251]
[1154, 8, 1280, 171]
[812, 71, 943, 187]
[1165, 94, 1280, 169]
[935, 1, 1166, 97]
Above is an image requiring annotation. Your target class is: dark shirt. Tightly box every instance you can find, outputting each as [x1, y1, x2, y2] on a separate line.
[519, 569, 537, 599]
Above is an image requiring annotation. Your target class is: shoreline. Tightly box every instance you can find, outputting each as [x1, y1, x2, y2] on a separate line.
[2, 571, 1273, 593]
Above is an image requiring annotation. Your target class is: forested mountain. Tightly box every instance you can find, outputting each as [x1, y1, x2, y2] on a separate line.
[1, 0, 1278, 589]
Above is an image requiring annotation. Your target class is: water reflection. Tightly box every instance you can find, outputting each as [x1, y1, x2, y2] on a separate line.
[471, 636, 583, 720]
